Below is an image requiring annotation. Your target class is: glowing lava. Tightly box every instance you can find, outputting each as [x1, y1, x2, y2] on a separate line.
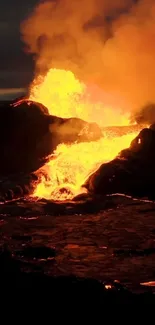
[29, 68, 139, 201]
[32, 133, 138, 200]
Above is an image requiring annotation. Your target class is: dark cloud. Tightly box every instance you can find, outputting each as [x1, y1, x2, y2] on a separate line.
[0, 0, 39, 88]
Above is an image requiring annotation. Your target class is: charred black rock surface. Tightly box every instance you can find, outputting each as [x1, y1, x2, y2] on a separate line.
[85, 126, 155, 199]
[1, 196, 155, 300]
[1, 245, 155, 304]
[0, 194, 116, 215]
[0, 173, 38, 202]
[16, 245, 56, 261]
[0, 99, 102, 175]
[0, 99, 52, 174]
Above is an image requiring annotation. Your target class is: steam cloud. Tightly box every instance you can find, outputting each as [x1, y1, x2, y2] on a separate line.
[21, 0, 155, 115]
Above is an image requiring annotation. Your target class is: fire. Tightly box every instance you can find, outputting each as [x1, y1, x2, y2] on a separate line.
[29, 68, 139, 201]
[29, 68, 130, 127]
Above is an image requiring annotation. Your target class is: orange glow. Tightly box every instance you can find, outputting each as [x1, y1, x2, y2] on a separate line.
[29, 68, 130, 127]
[105, 285, 112, 290]
[29, 68, 139, 201]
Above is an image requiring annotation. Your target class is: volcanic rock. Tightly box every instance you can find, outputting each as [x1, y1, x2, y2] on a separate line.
[16, 245, 56, 261]
[0, 173, 38, 202]
[0, 246, 154, 304]
[113, 248, 155, 257]
[85, 126, 155, 199]
[0, 99, 51, 174]
[0, 99, 102, 175]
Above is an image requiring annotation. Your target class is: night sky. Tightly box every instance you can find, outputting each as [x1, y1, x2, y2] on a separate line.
[0, 0, 137, 94]
[0, 0, 39, 89]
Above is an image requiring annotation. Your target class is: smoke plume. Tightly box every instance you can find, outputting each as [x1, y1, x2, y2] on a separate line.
[21, 0, 155, 114]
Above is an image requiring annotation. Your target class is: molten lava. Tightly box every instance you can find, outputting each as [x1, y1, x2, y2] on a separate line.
[32, 133, 138, 200]
[29, 68, 140, 201]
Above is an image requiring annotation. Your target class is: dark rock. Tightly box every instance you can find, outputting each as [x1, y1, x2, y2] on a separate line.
[0, 246, 20, 274]
[130, 128, 155, 154]
[0, 99, 52, 174]
[114, 248, 155, 257]
[16, 245, 56, 261]
[0, 99, 102, 176]
[0, 173, 38, 202]
[12, 234, 32, 242]
[5, 189, 14, 201]
[85, 127, 155, 199]
[1, 247, 155, 305]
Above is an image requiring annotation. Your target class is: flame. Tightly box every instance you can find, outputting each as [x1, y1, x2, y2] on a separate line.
[29, 68, 140, 201]
[29, 68, 130, 127]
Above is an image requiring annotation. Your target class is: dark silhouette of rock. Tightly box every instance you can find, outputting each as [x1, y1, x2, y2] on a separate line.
[85, 127, 155, 199]
[1, 246, 155, 305]
[0, 99, 52, 174]
[16, 245, 56, 261]
[12, 234, 32, 242]
[0, 173, 38, 202]
[114, 248, 155, 257]
[0, 99, 102, 175]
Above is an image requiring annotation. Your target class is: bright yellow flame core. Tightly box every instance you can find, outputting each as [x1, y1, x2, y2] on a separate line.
[29, 68, 130, 127]
[29, 68, 139, 201]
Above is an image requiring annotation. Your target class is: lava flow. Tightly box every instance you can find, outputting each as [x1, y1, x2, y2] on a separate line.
[29, 69, 140, 201]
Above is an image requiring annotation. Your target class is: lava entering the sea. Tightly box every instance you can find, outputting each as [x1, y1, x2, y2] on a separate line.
[29, 69, 141, 201]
